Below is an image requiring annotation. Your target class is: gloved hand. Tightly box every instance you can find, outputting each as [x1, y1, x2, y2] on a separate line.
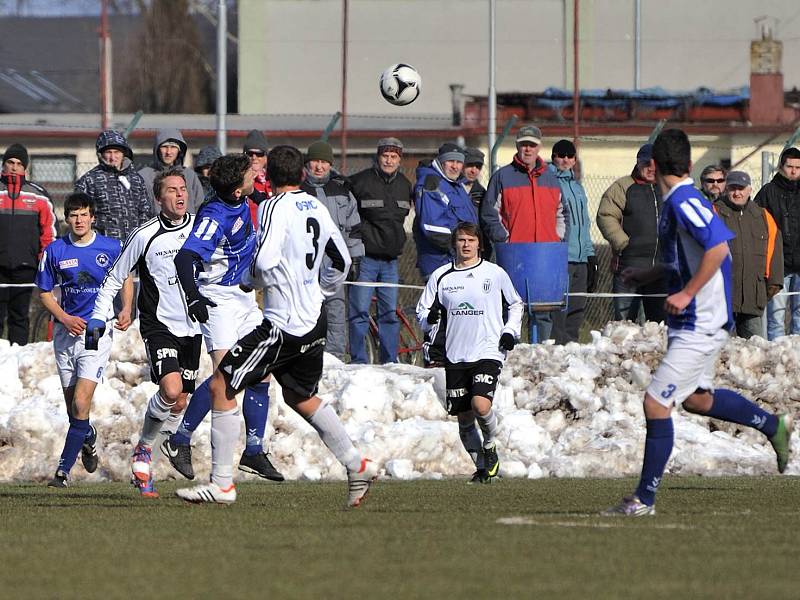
[187, 294, 217, 323]
[587, 255, 599, 293]
[426, 305, 441, 325]
[85, 318, 107, 350]
[767, 284, 781, 300]
[499, 332, 516, 351]
[348, 258, 361, 282]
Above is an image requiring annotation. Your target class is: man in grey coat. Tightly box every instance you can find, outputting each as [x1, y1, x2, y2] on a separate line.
[300, 140, 365, 361]
[138, 129, 205, 213]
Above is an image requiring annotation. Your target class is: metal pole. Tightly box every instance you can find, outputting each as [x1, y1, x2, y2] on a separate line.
[572, 0, 580, 146]
[634, 0, 641, 90]
[341, 0, 349, 172]
[216, 0, 227, 153]
[488, 0, 497, 173]
[99, 0, 110, 130]
[762, 151, 772, 188]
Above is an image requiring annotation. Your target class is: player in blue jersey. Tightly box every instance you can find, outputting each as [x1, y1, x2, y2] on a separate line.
[36, 192, 133, 487]
[603, 129, 793, 517]
[166, 153, 283, 481]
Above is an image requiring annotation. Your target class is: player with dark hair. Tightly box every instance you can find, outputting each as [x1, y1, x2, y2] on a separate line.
[176, 145, 378, 506]
[86, 169, 202, 497]
[603, 129, 793, 517]
[37, 192, 133, 487]
[416, 221, 523, 483]
[164, 154, 283, 482]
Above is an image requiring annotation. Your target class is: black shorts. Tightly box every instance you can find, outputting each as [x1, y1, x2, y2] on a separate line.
[143, 332, 202, 393]
[444, 359, 503, 416]
[220, 315, 327, 399]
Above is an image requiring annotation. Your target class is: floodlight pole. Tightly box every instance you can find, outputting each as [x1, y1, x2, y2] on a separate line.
[341, 0, 349, 172]
[573, 0, 580, 147]
[634, 0, 641, 90]
[99, 0, 111, 130]
[216, 0, 227, 153]
[488, 0, 497, 173]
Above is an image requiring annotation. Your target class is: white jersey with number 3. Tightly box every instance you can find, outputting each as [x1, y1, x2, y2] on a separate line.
[243, 189, 351, 337]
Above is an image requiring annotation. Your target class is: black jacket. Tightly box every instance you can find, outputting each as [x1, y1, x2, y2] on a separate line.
[755, 172, 800, 272]
[349, 166, 412, 260]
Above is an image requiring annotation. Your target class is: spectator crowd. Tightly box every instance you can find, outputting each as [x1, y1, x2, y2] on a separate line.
[2, 126, 799, 357]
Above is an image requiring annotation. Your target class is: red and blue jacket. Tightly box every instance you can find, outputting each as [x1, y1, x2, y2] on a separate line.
[481, 155, 567, 243]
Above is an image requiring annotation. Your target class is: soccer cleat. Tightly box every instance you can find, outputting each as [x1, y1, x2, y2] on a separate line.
[160, 438, 195, 480]
[238, 451, 285, 482]
[468, 469, 490, 484]
[176, 482, 237, 504]
[769, 414, 794, 474]
[483, 443, 500, 479]
[47, 469, 68, 488]
[601, 495, 656, 517]
[346, 458, 378, 508]
[131, 443, 159, 498]
[81, 425, 98, 474]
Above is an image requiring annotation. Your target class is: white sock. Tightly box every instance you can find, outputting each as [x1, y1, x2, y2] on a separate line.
[139, 392, 175, 447]
[160, 411, 183, 436]
[459, 422, 485, 469]
[476, 408, 498, 448]
[210, 407, 240, 489]
[306, 403, 361, 472]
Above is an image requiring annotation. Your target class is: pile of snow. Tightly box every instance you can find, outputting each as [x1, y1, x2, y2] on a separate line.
[0, 321, 797, 483]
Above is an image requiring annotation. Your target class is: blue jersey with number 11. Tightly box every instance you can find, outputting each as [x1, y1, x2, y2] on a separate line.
[35, 232, 122, 321]
[180, 197, 255, 286]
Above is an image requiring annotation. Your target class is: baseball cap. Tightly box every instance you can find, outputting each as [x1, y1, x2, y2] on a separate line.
[726, 171, 751, 188]
[636, 143, 653, 164]
[516, 125, 542, 144]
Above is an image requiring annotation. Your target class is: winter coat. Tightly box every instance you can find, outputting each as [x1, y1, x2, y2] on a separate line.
[755, 172, 800, 273]
[714, 196, 783, 316]
[349, 164, 412, 260]
[75, 130, 152, 242]
[596, 171, 662, 269]
[301, 169, 365, 259]
[413, 160, 477, 278]
[549, 163, 593, 263]
[0, 174, 57, 270]
[481, 155, 567, 244]
[137, 128, 205, 214]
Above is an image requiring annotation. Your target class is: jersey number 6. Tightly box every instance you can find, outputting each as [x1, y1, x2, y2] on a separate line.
[305, 217, 320, 269]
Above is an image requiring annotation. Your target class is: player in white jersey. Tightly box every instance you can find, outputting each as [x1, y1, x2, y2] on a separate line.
[603, 129, 793, 517]
[37, 193, 133, 487]
[87, 169, 202, 497]
[417, 222, 523, 483]
[176, 145, 378, 507]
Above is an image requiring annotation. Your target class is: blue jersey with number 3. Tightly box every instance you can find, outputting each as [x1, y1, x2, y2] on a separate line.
[658, 178, 735, 334]
[35, 232, 122, 321]
[179, 197, 255, 286]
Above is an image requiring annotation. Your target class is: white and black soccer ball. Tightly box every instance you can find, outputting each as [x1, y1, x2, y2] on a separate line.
[379, 63, 422, 106]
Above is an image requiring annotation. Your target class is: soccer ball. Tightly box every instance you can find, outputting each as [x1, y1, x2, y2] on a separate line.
[379, 63, 422, 106]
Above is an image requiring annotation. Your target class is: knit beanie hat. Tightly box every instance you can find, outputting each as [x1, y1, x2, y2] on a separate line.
[2, 144, 29, 168]
[243, 130, 269, 153]
[464, 147, 485, 166]
[437, 142, 465, 163]
[377, 137, 403, 156]
[551, 139, 576, 157]
[306, 141, 334, 164]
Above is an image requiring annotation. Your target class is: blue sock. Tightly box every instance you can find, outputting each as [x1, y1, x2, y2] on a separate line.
[634, 418, 674, 506]
[242, 382, 270, 456]
[707, 389, 778, 437]
[57, 416, 91, 474]
[170, 377, 211, 446]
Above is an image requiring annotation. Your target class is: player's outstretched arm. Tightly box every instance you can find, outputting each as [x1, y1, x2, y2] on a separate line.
[114, 274, 135, 331]
[415, 275, 440, 333]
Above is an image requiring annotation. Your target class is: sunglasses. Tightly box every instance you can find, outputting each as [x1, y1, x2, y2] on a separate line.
[703, 178, 725, 184]
[246, 150, 266, 157]
[555, 153, 576, 159]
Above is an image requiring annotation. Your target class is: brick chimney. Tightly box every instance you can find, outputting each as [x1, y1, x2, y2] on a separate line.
[749, 18, 785, 125]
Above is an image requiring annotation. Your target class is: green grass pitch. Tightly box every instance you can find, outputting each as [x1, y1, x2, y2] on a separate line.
[1, 477, 797, 599]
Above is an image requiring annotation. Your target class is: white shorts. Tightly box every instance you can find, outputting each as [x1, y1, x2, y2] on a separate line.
[199, 284, 262, 352]
[53, 322, 114, 388]
[646, 328, 729, 407]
